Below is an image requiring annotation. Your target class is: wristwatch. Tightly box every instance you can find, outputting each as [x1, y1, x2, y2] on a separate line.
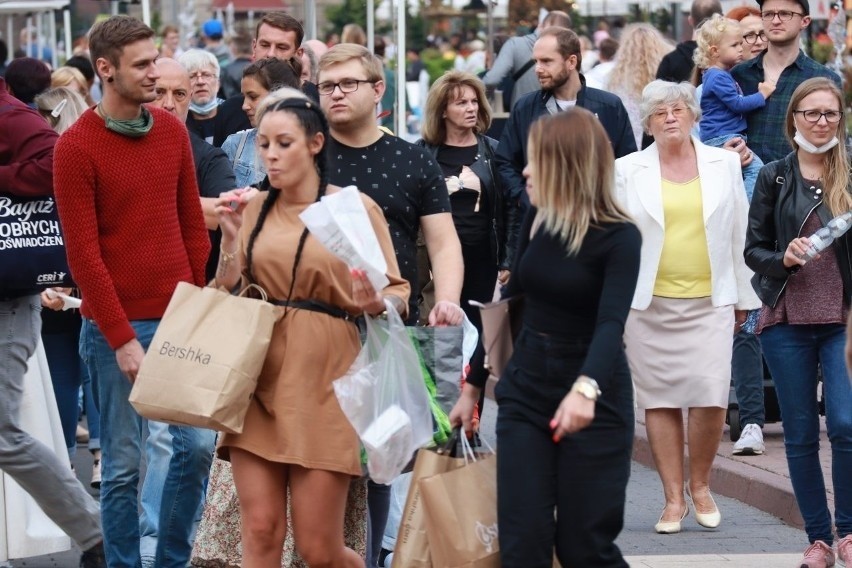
[571, 377, 602, 401]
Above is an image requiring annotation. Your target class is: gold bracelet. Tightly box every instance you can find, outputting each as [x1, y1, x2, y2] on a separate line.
[220, 247, 237, 262]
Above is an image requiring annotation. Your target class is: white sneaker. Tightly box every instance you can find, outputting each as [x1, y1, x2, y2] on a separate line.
[732, 423, 765, 455]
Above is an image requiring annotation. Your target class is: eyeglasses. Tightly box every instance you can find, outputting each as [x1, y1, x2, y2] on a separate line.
[743, 31, 768, 44]
[761, 10, 804, 21]
[651, 106, 690, 120]
[793, 109, 843, 123]
[188, 71, 217, 83]
[317, 79, 376, 96]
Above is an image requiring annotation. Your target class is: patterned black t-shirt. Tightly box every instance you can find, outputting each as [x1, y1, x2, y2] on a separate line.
[327, 133, 451, 319]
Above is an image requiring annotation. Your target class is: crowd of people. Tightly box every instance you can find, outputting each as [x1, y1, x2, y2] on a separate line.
[1, 1, 851, 567]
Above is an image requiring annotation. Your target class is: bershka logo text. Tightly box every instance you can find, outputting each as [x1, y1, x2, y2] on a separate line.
[159, 341, 212, 365]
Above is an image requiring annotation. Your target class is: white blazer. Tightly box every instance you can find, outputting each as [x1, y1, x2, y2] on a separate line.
[614, 139, 760, 311]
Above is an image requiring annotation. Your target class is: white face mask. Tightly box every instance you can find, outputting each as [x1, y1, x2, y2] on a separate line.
[794, 130, 840, 155]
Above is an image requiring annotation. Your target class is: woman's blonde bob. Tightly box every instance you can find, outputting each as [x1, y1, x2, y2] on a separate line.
[528, 107, 632, 254]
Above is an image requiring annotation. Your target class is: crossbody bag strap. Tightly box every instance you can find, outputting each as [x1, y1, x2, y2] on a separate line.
[233, 130, 250, 168]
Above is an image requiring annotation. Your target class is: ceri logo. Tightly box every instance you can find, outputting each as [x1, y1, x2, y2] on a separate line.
[37, 271, 67, 283]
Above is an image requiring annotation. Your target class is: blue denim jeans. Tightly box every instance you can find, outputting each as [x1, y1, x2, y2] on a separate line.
[731, 329, 765, 428]
[703, 133, 763, 202]
[759, 323, 852, 543]
[80, 318, 215, 568]
[42, 327, 86, 458]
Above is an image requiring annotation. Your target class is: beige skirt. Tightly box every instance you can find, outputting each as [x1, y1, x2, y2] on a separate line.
[625, 296, 733, 410]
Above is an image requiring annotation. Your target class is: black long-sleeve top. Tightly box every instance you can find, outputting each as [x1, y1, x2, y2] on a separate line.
[500, 208, 641, 390]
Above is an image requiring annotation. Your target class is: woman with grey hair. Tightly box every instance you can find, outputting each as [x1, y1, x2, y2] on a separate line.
[179, 48, 222, 143]
[614, 79, 759, 535]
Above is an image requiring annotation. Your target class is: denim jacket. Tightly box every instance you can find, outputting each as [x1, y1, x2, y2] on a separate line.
[221, 128, 265, 188]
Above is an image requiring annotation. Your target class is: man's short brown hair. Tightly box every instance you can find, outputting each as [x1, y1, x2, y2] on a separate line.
[89, 16, 155, 71]
[255, 12, 304, 46]
[538, 27, 582, 68]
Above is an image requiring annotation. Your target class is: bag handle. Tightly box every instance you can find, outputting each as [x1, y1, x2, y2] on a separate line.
[236, 283, 269, 302]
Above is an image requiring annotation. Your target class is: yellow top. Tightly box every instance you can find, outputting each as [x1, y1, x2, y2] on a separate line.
[653, 177, 712, 298]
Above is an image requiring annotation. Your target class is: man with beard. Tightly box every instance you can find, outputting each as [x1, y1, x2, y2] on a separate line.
[495, 26, 636, 214]
[52, 16, 213, 568]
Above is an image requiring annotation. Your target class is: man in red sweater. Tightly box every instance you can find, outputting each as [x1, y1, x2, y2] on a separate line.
[53, 16, 214, 568]
[0, 76, 105, 567]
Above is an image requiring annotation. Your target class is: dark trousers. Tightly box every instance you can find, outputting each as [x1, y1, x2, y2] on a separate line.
[731, 330, 765, 427]
[495, 327, 633, 568]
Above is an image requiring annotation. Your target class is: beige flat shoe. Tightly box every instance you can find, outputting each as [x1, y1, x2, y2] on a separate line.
[654, 504, 689, 534]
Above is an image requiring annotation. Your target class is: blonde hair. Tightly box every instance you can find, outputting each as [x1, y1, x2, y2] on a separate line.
[421, 70, 491, 145]
[34, 87, 88, 134]
[785, 78, 852, 217]
[51, 66, 89, 98]
[528, 108, 632, 254]
[607, 24, 673, 99]
[341, 23, 367, 46]
[693, 14, 740, 70]
[317, 43, 384, 84]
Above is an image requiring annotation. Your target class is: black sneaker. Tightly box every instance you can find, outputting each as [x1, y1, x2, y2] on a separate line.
[80, 541, 106, 568]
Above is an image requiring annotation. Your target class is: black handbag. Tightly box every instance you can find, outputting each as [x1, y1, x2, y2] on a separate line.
[0, 191, 73, 294]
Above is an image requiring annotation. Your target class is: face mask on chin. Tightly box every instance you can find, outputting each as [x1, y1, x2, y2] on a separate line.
[794, 130, 840, 155]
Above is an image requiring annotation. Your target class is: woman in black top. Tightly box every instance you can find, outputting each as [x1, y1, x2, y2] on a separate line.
[417, 70, 518, 394]
[450, 108, 641, 567]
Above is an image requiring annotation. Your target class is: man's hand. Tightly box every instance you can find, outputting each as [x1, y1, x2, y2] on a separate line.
[722, 137, 754, 168]
[449, 382, 481, 436]
[428, 300, 465, 326]
[116, 338, 145, 384]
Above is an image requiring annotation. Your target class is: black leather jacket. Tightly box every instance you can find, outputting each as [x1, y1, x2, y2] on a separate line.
[744, 151, 852, 308]
[416, 134, 520, 270]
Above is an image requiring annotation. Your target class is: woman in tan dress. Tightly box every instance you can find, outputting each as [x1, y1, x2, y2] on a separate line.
[213, 87, 409, 567]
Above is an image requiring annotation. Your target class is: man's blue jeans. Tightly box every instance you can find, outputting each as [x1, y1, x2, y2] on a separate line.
[703, 133, 763, 201]
[80, 318, 215, 568]
[759, 323, 852, 544]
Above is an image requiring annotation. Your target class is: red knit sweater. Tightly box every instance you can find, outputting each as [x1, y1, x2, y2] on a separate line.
[53, 106, 210, 349]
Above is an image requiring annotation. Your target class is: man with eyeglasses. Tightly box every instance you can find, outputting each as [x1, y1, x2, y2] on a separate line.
[732, 0, 841, 164]
[179, 49, 224, 144]
[317, 43, 464, 568]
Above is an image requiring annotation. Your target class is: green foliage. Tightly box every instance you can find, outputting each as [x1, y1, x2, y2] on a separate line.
[421, 47, 455, 84]
[810, 41, 834, 65]
[326, 0, 369, 35]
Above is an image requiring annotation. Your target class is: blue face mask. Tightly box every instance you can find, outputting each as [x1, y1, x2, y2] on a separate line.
[190, 98, 222, 116]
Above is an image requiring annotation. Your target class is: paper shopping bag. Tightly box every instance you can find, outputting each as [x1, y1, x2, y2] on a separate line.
[130, 282, 276, 434]
[419, 450, 499, 567]
[391, 444, 467, 568]
[474, 295, 524, 379]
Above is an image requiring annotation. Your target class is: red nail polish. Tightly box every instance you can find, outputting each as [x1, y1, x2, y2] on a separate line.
[552, 434, 560, 443]
[549, 419, 557, 429]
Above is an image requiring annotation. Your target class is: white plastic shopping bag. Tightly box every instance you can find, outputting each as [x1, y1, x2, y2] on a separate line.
[299, 185, 388, 291]
[333, 299, 433, 484]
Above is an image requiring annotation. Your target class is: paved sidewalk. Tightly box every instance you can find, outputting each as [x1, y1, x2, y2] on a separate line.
[632, 417, 833, 530]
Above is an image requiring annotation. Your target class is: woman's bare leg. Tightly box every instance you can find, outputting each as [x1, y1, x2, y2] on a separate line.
[290, 466, 365, 568]
[645, 408, 688, 521]
[231, 448, 289, 568]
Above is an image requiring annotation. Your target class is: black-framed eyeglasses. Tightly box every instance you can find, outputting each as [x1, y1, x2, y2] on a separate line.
[317, 79, 377, 96]
[743, 31, 768, 44]
[793, 109, 843, 123]
[761, 10, 804, 21]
